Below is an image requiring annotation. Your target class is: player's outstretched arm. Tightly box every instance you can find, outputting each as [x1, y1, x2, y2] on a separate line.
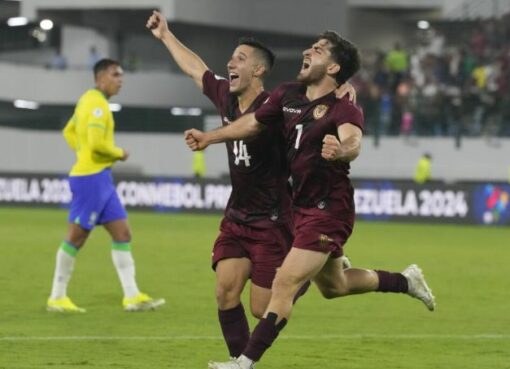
[321, 123, 362, 162]
[184, 113, 264, 151]
[146, 10, 208, 89]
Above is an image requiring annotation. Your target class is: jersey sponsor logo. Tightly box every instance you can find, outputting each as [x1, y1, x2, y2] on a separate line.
[313, 104, 328, 120]
[263, 97, 270, 104]
[92, 108, 104, 117]
[214, 74, 227, 81]
[223, 117, 231, 124]
[283, 106, 301, 114]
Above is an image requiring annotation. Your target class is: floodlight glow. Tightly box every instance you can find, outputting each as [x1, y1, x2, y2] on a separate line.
[7, 17, 28, 27]
[109, 103, 122, 112]
[40, 19, 53, 31]
[14, 99, 40, 110]
[171, 107, 202, 116]
[417, 20, 430, 30]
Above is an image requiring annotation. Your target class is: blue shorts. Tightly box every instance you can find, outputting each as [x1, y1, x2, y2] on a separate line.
[68, 169, 127, 230]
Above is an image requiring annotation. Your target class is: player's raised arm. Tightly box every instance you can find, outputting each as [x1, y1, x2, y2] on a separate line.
[146, 10, 208, 89]
[184, 112, 264, 151]
[321, 123, 362, 162]
[62, 116, 78, 150]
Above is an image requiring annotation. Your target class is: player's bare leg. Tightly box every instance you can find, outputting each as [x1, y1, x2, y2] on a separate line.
[104, 219, 165, 311]
[263, 248, 327, 322]
[65, 224, 90, 249]
[249, 283, 272, 319]
[313, 256, 378, 298]
[314, 256, 435, 310]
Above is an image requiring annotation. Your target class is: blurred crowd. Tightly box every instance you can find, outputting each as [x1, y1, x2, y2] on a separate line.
[353, 15, 510, 138]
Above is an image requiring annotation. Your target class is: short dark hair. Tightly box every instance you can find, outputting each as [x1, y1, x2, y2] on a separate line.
[93, 58, 121, 79]
[318, 31, 360, 85]
[238, 37, 275, 77]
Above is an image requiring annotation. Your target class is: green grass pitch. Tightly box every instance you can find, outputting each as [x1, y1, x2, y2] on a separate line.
[0, 207, 509, 369]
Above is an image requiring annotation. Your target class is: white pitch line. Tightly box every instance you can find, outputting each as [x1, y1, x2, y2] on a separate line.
[1, 334, 509, 341]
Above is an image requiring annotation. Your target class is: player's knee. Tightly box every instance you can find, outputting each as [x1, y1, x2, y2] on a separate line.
[215, 282, 240, 308]
[120, 228, 132, 242]
[67, 230, 89, 248]
[272, 272, 302, 297]
[319, 285, 349, 299]
[320, 288, 340, 299]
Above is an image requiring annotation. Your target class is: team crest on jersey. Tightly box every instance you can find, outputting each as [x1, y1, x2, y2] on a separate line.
[313, 104, 328, 120]
[92, 108, 104, 117]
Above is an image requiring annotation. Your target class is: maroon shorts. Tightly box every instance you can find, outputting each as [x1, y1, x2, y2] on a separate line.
[212, 217, 293, 289]
[292, 211, 353, 258]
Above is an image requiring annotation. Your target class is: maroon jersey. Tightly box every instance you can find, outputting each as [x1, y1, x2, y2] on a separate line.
[254, 82, 364, 218]
[202, 70, 291, 227]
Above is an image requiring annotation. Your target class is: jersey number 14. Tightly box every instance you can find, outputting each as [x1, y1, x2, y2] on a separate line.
[233, 140, 251, 167]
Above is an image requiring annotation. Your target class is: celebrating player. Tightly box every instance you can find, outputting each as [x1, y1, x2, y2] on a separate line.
[185, 31, 436, 369]
[146, 10, 354, 359]
[47, 59, 165, 313]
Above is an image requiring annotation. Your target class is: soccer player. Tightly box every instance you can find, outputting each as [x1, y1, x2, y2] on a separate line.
[184, 31, 436, 369]
[146, 11, 354, 359]
[47, 59, 165, 313]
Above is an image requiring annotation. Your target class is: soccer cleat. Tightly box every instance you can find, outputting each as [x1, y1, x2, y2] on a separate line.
[402, 264, 436, 311]
[340, 255, 352, 269]
[47, 296, 86, 313]
[123, 292, 165, 312]
[208, 356, 254, 369]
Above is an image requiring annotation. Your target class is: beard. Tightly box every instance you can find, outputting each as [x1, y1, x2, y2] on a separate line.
[296, 64, 326, 85]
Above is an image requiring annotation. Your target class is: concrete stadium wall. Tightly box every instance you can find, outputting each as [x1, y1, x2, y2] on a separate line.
[0, 62, 209, 108]
[348, 9, 410, 51]
[20, 0, 348, 37]
[1, 126, 509, 182]
[0, 127, 228, 179]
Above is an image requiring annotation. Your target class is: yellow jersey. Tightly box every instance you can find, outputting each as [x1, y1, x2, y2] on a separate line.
[63, 89, 124, 176]
[414, 157, 432, 184]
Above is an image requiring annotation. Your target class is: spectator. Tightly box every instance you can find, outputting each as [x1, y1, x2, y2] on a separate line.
[414, 153, 432, 184]
[385, 42, 408, 91]
[49, 51, 67, 70]
[88, 46, 101, 70]
[192, 150, 206, 178]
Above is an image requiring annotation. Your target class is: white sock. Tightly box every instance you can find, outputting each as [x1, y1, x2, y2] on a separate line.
[50, 242, 77, 300]
[111, 242, 140, 298]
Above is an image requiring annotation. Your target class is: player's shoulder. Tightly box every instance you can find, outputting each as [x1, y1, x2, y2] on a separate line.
[205, 69, 227, 80]
[268, 82, 306, 103]
[80, 89, 108, 106]
[77, 89, 109, 118]
[203, 70, 228, 87]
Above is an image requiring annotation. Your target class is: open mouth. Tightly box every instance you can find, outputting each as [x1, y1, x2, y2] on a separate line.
[229, 72, 239, 83]
[301, 60, 311, 70]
